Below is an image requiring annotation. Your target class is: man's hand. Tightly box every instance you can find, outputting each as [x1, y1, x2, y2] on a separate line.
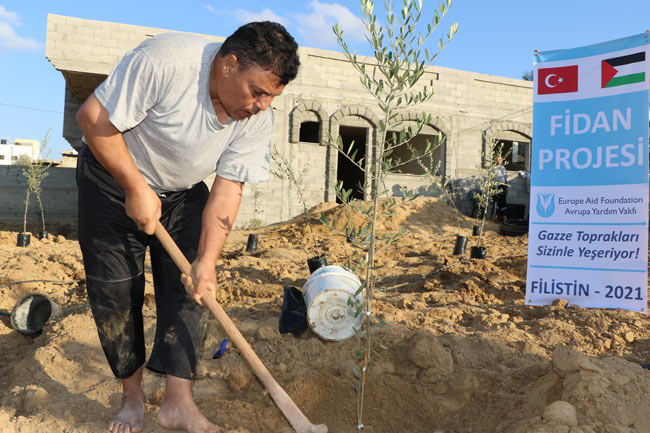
[124, 183, 161, 235]
[181, 258, 217, 306]
[185, 176, 243, 306]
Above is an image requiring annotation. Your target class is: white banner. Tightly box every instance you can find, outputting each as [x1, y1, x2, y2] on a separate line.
[527, 33, 650, 313]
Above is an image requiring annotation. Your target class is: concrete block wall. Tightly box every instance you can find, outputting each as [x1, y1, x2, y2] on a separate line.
[63, 84, 84, 150]
[44, 14, 534, 228]
[229, 140, 328, 228]
[0, 165, 78, 224]
[46, 14, 221, 76]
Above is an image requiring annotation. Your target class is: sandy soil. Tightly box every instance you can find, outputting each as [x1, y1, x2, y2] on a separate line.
[1, 197, 650, 433]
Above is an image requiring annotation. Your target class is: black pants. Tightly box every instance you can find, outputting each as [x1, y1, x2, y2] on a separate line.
[76, 144, 209, 380]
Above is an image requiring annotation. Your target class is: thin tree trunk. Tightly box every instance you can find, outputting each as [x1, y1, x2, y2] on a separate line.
[23, 189, 30, 233]
[37, 195, 45, 233]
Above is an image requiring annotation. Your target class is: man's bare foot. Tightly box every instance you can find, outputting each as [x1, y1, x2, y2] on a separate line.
[110, 368, 146, 433]
[157, 375, 221, 433]
[158, 399, 221, 433]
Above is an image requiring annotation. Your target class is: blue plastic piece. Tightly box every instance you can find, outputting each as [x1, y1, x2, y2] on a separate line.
[212, 339, 228, 359]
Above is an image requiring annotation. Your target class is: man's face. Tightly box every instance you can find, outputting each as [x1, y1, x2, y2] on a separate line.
[219, 57, 285, 121]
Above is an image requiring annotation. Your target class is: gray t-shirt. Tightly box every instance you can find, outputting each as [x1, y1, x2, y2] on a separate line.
[95, 32, 272, 192]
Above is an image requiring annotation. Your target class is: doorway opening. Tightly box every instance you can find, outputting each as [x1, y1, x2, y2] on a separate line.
[336, 126, 368, 202]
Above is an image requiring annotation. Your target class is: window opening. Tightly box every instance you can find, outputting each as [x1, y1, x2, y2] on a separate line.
[299, 121, 320, 143]
[496, 139, 529, 171]
[386, 130, 443, 175]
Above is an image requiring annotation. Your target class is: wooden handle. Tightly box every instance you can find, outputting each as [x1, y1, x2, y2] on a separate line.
[154, 222, 327, 433]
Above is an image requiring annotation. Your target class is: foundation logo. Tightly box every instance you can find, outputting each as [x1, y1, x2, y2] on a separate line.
[536, 193, 555, 218]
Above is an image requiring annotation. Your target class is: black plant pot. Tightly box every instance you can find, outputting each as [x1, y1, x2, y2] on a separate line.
[453, 235, 467, 255]
[245, 234, 258, 252]
[470, 246, 487, 259]
[307, 254, 328, 274]
[472, 225, 482, 236]
[16, 233, 31, 247]
[38, 231, 49, 240]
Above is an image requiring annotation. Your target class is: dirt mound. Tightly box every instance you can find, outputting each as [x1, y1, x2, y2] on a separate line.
[1, 197, 649, 432]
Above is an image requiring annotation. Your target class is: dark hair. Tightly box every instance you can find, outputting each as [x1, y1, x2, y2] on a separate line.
[219, 21, 300, 85]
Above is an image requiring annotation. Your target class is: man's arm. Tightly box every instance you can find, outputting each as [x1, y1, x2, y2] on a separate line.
[76, 94, 161, 234]
[183, 175, 244, 305]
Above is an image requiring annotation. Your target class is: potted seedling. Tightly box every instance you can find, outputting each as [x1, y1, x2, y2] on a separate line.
[471, 138, 507, 259]
[32, 162, 52, 241]
[17, 130, 53, 247]
[420, 156, 467, 255]
[244, 183, 264, 252]
[16, 154, 33, 247]
[28, 130, 52, 241]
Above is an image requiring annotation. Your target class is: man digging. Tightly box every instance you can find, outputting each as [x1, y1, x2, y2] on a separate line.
[76, 22, 299, 433]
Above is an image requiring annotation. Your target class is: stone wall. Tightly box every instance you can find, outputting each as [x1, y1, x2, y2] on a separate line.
[0, 165, 77, 224]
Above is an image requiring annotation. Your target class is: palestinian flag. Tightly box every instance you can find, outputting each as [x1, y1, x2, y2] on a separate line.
[601, 52, 646, 88]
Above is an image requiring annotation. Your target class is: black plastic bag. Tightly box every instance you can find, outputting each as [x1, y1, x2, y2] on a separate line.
[279, 286, 308, 335]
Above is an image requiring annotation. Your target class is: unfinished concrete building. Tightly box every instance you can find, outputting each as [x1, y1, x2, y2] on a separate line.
[45, 14, 533, 227]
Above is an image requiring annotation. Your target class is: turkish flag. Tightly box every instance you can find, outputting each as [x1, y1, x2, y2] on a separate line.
[537, 65, 579, 94]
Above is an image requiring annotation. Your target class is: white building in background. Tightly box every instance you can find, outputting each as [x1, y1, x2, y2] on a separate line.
[0, 139, 41, 166]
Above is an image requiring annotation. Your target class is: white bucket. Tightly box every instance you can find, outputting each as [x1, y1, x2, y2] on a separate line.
[303, 265, 362, 341]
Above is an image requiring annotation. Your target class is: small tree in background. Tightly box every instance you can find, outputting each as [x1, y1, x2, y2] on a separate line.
[16, 154, 33, 235]
[247, 183, 264, 229]
[522, 70, 534, 81]
[328, 0, 457, 429]
[271, 145, 322, 258]
[23, 130, 53, 238]
[473, 137, 507, 248]
[417, 139, 464, 234]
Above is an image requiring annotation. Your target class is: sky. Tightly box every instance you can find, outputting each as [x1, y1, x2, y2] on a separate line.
[1, 0, 649, 160]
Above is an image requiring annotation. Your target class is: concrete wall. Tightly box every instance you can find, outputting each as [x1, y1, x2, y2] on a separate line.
[0, 165, 77, 224]
[44, 14, 534, 228]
